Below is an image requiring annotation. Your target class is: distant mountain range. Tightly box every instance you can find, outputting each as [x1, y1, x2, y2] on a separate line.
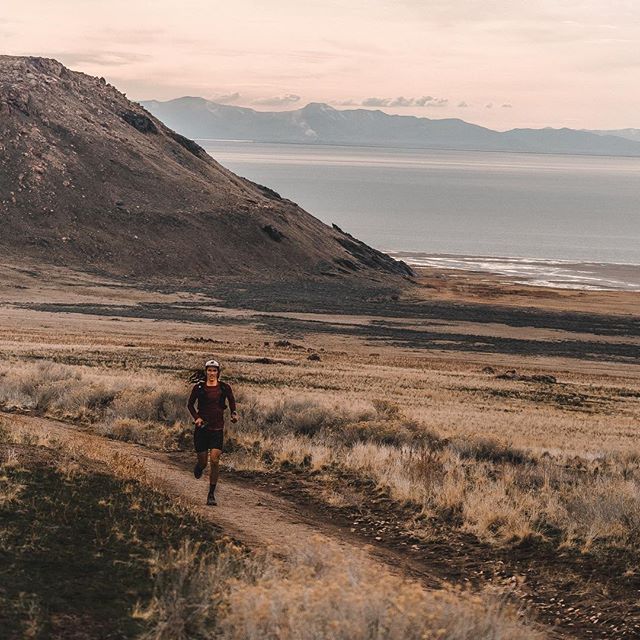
[141, 97, 640, 157]
[587, 128, 640, 143]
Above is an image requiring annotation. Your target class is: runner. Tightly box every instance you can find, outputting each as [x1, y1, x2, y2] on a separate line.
[187, 359, 237, 505]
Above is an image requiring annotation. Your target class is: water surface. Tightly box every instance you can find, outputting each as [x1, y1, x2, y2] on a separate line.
[200, 141, 640, 289]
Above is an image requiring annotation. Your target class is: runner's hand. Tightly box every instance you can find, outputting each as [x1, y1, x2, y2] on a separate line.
[195, 417, 204, 427]
[231, 412, 238, 423]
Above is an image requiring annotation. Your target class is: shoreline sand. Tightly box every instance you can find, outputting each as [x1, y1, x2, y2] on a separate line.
[390, 252, 640, 292]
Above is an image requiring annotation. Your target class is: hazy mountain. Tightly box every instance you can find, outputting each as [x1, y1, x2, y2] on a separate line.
[0, 56, 412, 282]
[586, 128, 640, 143]
[141, 97, 640, 157]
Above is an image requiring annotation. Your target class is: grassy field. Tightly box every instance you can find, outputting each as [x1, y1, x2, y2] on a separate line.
[1, 265, 639, 638]
[0, 420, 226, 639]
[0, 418, 541, 640]
[1, 355, 639, 557]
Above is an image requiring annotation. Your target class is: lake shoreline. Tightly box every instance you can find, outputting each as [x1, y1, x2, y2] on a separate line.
[390, 252, 640, 292]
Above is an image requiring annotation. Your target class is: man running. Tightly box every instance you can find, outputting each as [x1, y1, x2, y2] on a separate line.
[187, 359, 237, 505]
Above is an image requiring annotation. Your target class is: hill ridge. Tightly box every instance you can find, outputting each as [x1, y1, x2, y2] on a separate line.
[0, 56, 412, 282]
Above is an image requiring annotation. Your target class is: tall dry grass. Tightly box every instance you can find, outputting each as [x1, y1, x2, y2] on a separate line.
[2, 359, 639, 554]
[0, 360, 188, 449]
[2, 412, 542, 640]
[138, 538, 542, 640]
[231, 395, 640, 553]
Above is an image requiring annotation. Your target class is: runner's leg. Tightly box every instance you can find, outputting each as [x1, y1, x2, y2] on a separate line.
[209, 448, 221, 486]
[197, 451, 209, 470]
[193, 429, 210, 479]
[207, 448, 221, 505]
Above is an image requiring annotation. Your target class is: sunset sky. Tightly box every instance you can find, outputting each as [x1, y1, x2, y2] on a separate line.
[2, 0, 638, 130]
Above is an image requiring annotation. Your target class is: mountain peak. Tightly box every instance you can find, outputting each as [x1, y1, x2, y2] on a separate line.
[301, 102, 337, 112]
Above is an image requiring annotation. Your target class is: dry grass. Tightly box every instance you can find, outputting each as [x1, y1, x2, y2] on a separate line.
[0, 360, 189, 450]
[1, 415, 542, 640]
[2, 265, 639, 637]
[2, 358, 639, 555]
[138, 538, 542, 640]
[230, 393, 640, 553]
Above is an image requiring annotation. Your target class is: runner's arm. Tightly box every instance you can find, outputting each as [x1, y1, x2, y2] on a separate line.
[227, 385, 238, 420]
[187, 385, 201, 421]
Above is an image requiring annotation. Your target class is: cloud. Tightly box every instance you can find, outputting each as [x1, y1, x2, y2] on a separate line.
[252, 93, 301, 106]
[457, 101, 469, 107]
[48, 51, 150, 68]
[501, 103, 513, 108]
[414, 96, 448, 107]
[485, 103, 493, 108]
[213, 91, 241, 104]
[361, 95, 449, 108]
[389, 96, 413, 107]
[362, 97, 390, 107]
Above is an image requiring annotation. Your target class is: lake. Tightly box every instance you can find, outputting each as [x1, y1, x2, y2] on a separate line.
[199, 141, 640, 289]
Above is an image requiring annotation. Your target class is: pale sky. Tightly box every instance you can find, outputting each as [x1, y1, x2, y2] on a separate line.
[2, 0, 639, 130]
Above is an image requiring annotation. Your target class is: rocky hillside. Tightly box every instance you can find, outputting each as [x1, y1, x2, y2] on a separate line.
[0, 56, 412, 282]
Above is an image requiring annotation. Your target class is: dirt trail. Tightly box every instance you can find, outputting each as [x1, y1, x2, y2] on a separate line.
[5, 412, 614, 640]
[8, 413, 368, 556]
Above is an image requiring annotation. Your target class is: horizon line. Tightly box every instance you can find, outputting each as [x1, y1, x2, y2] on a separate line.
[137, 96, 640, 134]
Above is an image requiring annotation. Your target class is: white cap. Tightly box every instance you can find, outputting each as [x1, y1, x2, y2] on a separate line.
[205, 359, 220, 368]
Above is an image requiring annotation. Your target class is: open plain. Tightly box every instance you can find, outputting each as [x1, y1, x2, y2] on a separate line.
[1, 262, 639, 638]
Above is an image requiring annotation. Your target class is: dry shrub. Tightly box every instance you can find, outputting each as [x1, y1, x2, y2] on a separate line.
[0, 360, 183, 420]
[558, 476, 640, 551]
[140, 539, 542, 640]
[0, 362, 81, 410]
[97, 417, 147, 442]
[0, 427, 25, 508]
[460, 467, 545, 542]
[240, 397, 370, 439]
[49, 381, 119, 422]
[372, 398, 402, 419]
[15, 593, 43, 640]
[137, 540, 256, 640]
[0, 469, 25, 508]
[340, 418, 436, 447]
[0, 360, 189, 450]
[237, 394, 437, 449]
[111, 387, 184, 424]
[228, 393, 640, 553]
[449, 437, 530, 466]
[96, 418, 179, 451]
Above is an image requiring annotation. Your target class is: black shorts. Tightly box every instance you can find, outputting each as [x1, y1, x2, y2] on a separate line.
[194, 428, 224, 453]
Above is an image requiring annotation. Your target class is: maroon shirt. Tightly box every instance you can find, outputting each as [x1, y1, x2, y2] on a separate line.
[187, 382, 236, 431]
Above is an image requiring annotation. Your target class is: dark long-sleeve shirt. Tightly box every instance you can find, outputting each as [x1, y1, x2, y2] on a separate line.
[187, 382, 236, 431]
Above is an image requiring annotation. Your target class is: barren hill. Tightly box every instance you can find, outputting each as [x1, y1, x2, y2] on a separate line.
[0, 56, 412, 282]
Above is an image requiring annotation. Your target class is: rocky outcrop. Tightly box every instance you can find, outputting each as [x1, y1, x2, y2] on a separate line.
[0, 56, 413, 283]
